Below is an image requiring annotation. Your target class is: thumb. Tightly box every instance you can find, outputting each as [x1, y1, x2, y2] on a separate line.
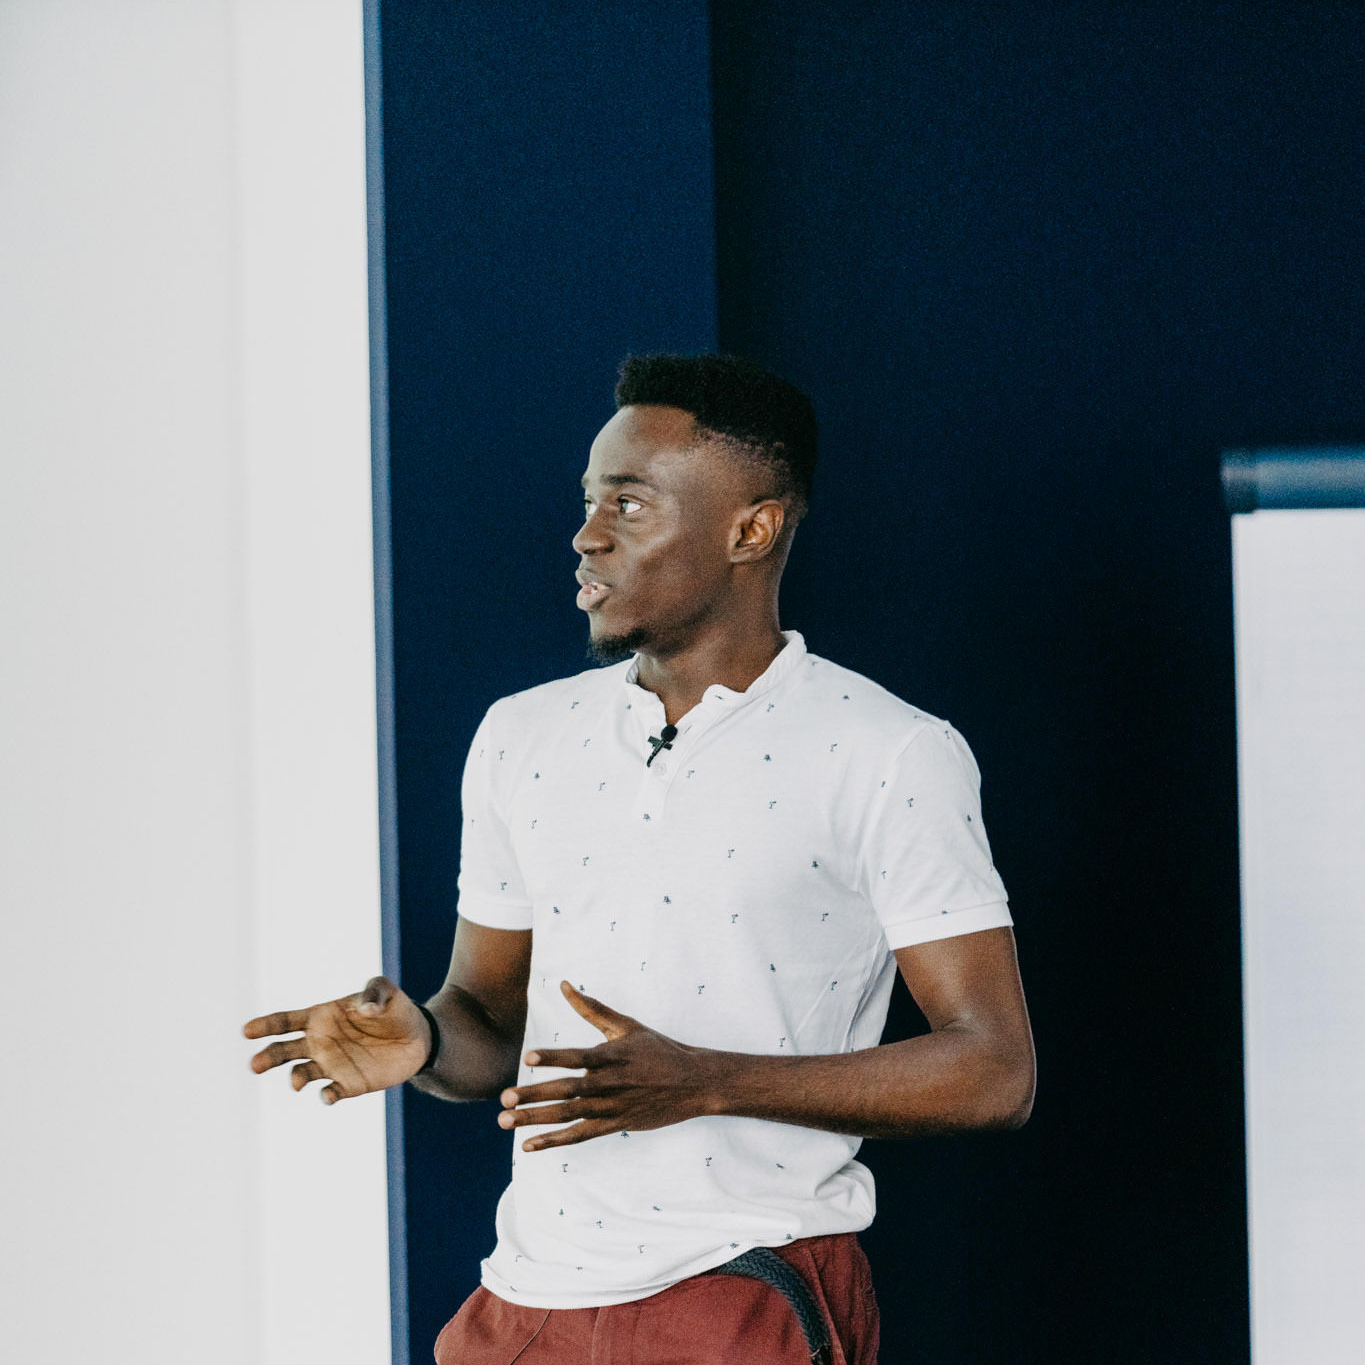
[561, 981, 634, 1039]
[357, 974, 398, 1016]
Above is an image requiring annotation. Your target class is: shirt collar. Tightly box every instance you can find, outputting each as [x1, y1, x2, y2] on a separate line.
[622, 630, 807, 710]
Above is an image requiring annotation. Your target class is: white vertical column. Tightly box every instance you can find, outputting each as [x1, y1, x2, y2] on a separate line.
[1233, 508, 1365, 1365]
[0, 2, 389, 1361]
[234, 3, 391, 1362]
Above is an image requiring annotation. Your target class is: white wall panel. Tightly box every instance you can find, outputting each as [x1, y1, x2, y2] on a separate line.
[0, 3, 388, 1361]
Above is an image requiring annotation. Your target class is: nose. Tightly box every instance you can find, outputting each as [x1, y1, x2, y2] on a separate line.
[572, 502, 612, 556]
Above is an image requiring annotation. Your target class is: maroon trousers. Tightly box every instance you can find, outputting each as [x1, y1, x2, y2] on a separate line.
[434, 1232, 880, 1364]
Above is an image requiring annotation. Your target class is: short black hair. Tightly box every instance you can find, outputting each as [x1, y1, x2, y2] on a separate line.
[614, 353, 817, 517]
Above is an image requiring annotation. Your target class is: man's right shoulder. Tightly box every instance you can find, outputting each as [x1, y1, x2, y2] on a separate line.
[478, 660, 630, 734]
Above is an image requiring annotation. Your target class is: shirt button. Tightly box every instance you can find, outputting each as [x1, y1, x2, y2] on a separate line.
[653, 761, 668, 775]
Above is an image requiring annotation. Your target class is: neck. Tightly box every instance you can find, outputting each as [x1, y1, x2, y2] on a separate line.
[634, 617, 787, 725]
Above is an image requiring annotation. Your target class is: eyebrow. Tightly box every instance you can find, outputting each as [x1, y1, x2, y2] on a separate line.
[581, 473, 661, 492]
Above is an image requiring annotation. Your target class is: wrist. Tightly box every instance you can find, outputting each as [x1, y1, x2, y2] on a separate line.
[413, 1000, 442, 1073]
[697, 1047, 748, 1118]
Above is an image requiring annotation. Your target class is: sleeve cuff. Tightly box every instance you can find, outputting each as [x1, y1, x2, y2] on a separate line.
[881, 900, 1013, 951]
[455, 895, 534, 931]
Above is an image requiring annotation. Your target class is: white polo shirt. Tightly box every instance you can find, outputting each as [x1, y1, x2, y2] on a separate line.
[456, 631, 1011, 1308]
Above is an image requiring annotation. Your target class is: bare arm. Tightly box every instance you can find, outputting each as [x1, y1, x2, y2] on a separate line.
[704, 927, 1034, 1137]
[409, 918, 532, 1102]
[499, 926, 1034, 1149]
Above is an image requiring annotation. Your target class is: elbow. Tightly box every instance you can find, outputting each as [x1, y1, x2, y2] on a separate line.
[976, 1047, 1036, 1131]
[995, 1083, 1034, 1130]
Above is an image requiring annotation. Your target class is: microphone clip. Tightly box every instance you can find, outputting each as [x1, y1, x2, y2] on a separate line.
[646, 724, 678, 767]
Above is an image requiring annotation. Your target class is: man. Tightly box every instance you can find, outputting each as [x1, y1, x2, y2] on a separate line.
[245, 354, 1034, 1364]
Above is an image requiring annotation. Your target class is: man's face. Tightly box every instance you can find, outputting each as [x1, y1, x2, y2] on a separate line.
[573, 405, 754, 662]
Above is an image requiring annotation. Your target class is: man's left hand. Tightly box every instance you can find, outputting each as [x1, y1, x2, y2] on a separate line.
[497, 981, 724, 1151]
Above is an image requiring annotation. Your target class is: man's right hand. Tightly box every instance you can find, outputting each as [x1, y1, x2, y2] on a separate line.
[244, 975, 431, 1105]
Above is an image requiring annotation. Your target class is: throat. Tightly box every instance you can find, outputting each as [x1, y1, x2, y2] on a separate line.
[635, 628, 788, 724]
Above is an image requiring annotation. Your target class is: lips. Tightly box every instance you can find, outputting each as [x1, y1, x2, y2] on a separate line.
[575, 568, 611, 611]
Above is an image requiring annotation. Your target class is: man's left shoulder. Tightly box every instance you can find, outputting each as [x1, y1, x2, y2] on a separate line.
[794, 651, 946, 750]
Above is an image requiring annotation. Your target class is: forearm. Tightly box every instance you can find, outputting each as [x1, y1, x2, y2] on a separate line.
[408, 983, 523, 1103]
[703, 1026, 1035, 1140]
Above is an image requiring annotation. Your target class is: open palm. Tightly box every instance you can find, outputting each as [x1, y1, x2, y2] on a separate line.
[244, 975, 430, 1104]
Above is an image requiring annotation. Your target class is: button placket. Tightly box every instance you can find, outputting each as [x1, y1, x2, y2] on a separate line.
[633, 735, 681, 822]
[624, 684, 748, 822]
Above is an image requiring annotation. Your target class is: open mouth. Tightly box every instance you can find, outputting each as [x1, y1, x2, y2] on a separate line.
[575, 577, 610, 610]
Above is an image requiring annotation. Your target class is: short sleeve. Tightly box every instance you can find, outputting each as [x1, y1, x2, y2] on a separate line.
[859, 721, 1012, 950]
[455, 707, 535, 930]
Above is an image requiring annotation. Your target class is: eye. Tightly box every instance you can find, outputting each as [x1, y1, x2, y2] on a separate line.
[581, 495, 596, 518]
[618, 496, 642, 515]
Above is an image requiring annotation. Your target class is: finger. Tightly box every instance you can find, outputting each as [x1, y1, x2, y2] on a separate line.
[243, 1008, 309, 1040]
[521, 1118, 615, 1152]
[250, 1037, 312, 1073]
[498, 1100, 603, 1130]
[521, 1047, 594, 1071]
[320, 1082, 345, 1106]
[356, 974, 397, 1017]
[501, 1076, 595, 1108]
[290, 1061, 324, 1092]
[560, 981, 635, 1038]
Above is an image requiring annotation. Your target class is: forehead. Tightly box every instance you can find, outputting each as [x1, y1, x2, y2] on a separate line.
[583, 405, 751, 501]
[584, 405, 696, 477]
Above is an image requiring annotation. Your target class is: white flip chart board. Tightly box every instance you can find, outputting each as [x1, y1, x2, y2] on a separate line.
[1232, 504, 1365, 1365]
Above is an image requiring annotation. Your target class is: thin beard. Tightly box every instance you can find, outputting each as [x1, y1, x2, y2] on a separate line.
[587, 628, 651, 666]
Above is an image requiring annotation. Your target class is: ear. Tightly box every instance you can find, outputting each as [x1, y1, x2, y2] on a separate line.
[730, 500, 787, 564]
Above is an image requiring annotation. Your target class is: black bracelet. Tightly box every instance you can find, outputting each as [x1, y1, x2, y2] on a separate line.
[414, 1001, 442, 1073]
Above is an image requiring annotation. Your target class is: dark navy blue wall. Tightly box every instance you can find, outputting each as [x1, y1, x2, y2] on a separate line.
[377, 2, 716, 1356]
[375, 2, 1365, 1361]
[711, 4, 1364, 1362]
